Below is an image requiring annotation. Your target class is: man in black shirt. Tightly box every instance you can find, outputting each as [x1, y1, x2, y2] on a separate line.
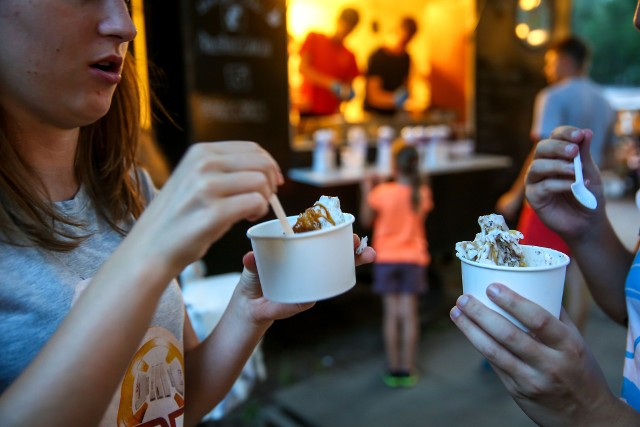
[364, 17, 418, 116]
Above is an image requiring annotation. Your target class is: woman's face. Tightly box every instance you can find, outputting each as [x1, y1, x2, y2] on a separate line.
[0, 0, 136, 130]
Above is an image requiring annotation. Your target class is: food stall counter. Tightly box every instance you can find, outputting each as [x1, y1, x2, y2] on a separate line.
[288, 153, 512, 187]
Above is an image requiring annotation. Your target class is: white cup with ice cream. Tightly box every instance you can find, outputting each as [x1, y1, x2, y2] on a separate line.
[246, 197, 357, 303]
[457, 245, 570, 331]
[456, 214, 570, 331]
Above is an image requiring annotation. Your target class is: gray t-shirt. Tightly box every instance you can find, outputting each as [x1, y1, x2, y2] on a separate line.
[532, 76, 616, 167]
[0, 171, 186, 425]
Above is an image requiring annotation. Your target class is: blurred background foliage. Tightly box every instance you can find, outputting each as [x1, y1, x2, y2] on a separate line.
[572, 0, 640, 86]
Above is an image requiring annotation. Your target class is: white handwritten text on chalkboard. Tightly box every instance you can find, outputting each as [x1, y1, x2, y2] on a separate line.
[198, 31, 273, 58]
[196, 97, 269, 124]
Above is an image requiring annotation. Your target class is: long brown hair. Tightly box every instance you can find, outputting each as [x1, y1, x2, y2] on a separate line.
[0, 56, 144, 251]
[395, 145, 424, 212]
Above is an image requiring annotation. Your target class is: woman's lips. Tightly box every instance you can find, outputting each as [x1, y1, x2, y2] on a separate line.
[89, 56, 123, 85]
[89, 65, 122, 84]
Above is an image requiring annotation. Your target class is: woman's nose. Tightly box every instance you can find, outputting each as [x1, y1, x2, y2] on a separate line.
[98, 0, 138, 42]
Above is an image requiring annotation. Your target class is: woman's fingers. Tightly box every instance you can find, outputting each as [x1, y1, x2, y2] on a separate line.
[134, 141, 284, 272]
[353, 234, 376, 266]
[549, 126, 587, 142]
[242, 251, 258, 273]
[211, 171, 273, 199]
[195, 141, 283, 192]
[181, 142, 282, 221]
[453, 293, 544, 361]
[484, 284, 571, 351]
[215, 192, 270, 223]
[212, 153, 281, 192]
[526, 158, 575, 182]
[452, 284, 577, 371]
[526, 141, 576, 207]
[450, 299, 527, 373]
[532, 139, 577, 163]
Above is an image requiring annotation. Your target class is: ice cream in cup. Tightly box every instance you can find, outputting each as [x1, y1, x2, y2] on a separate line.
[455, 214, 570, 331]
[246, 196, 357, 303]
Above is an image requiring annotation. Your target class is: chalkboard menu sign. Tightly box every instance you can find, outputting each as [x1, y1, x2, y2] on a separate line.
[182, 0, 290, 167]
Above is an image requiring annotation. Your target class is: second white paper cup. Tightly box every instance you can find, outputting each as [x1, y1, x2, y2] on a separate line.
[247, 214, 356, 303]
[458, 245, 570, 331]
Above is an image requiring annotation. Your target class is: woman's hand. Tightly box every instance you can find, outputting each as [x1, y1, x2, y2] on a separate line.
[450, 284, 621, 426]
[525, 127, 606, 241]
[236, 235, 376, 324]
[128, 141, 283, 276]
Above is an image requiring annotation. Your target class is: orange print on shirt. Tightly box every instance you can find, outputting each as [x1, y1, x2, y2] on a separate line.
[117, 328, 185, 427]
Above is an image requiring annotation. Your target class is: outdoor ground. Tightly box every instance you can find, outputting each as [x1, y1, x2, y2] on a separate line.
[201, 253, 466, 426]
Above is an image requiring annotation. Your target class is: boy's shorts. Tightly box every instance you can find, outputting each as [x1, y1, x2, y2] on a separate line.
[373, 263, 427, 295]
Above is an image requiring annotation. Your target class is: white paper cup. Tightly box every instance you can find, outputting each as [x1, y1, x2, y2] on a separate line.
[457, 245, 570, 331]
[246, 213, 356, 303]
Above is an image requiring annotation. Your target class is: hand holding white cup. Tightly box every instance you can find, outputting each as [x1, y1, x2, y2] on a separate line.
[456, 214, 570, 331]
[247, 196, 357, 303]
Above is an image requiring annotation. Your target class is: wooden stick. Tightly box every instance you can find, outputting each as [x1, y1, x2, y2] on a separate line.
[268, 193, 294, 235]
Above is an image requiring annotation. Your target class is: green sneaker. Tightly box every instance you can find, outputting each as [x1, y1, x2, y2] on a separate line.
[382, 372, 400, 388]
[395, 371, 419, 388]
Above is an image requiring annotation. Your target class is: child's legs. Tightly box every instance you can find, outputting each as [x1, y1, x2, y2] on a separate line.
[397, 293, 420, 371]
[382, 293, 402, 371]
[375, 263, 426, 372]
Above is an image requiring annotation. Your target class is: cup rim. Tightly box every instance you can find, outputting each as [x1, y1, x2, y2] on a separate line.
[247, 213, 355, 240]
[456, 244, 570, 271]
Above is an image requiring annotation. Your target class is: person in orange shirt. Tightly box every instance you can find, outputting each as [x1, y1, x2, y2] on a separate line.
[297, 7, 360, 117]
[360, 144, 433, 387]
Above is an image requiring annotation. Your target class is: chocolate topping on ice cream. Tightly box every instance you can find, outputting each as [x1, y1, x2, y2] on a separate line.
[293, 196, 345, 233]
[293, 203, 335, 233]
[455, 214, 526, 267]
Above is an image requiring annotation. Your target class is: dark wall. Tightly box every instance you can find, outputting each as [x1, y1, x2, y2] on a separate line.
[474, 0, 571, 194]
[143, 0, 190, 169]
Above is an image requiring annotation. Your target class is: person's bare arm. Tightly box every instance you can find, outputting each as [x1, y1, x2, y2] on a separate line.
[0, 142, 282, 426]
[184, 242, 376, 425]
[299, 51, 336, 90]
[495, 145, 535, 221]
[569, 216, 633, 324]
[182, 259, 276, 425]
[365, 76, 396, 110]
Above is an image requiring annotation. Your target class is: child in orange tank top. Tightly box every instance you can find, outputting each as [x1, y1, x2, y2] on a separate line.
[360, 144, 433, 387]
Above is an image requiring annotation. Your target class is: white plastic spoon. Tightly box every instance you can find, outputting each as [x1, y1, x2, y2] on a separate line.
[268, 193, 294, 235]
[571, 152, 597, 210]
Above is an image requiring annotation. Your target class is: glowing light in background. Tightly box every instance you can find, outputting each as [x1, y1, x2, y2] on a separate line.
[518, 0, 541, 12]
[287, 2, 334, 40]
[132, 0, 151, 129]
[515, 0, 551, 48]
[527, 29, 549, 46]
[515, 22, 530, 40]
